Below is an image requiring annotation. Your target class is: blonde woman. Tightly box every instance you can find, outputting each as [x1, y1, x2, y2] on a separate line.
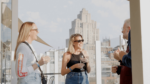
[14, 22, 50, 84]
[61, 34, 91, 84]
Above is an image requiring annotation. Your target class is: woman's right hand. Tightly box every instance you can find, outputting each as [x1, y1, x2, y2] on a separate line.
[38, 56, 50, 66]
[74, 63, 85, 69]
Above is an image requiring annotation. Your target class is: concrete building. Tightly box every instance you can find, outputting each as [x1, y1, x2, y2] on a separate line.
[101, 55, 120, 84]
[66, 8, 99, 47]
[101, 38, 111, 47]
[42, 48, 67, 84]
[100, 34, 129, 84]
[101, 38, 120, 84]
[101, 38, 113, 57]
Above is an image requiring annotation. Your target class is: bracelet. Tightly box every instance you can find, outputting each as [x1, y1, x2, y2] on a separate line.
[36, 63, 40, 67]
[69, 67, 72, 71]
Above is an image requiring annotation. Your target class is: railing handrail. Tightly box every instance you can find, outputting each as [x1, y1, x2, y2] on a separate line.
[43, 73, 61, 75]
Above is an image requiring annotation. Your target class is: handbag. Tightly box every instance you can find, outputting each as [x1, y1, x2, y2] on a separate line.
[23, 42, 47, 84]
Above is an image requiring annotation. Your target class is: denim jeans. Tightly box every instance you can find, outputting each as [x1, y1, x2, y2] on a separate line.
[17, 72, 41, 84]
[65, 71, 89, 84]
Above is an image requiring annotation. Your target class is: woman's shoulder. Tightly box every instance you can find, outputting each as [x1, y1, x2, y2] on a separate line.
[17, 43, 30, 53]
[63, 52, 71, 58]
[18, 43, 28, 49]
[64, 52, 71, 56]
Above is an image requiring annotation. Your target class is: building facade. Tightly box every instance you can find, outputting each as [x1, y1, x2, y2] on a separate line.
[101, 38, 113, 57]
[101, 38, 120, 84]
[66, 8, 99, 47]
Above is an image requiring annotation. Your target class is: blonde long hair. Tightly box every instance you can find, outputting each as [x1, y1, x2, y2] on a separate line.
[67, 33, 83, 54]
[14, 22, 35, 60]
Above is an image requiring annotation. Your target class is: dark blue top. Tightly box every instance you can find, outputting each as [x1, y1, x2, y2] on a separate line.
[122, 31, 131, 68]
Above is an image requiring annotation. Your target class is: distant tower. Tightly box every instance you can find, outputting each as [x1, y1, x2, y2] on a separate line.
[66, 8, 99, 47]
[101, 37, 111, 47]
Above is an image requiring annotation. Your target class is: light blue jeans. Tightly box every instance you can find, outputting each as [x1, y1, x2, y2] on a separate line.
[17, 72, 41, 84]
[65, 71, 89, 84]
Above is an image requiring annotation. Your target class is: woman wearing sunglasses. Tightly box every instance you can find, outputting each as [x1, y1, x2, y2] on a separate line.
[61, 33, 91, 84]
[14, 22, 50, 84]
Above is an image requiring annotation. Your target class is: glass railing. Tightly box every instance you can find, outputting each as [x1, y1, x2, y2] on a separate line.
[43, 73, 65, 84]
[1, 49, 11, 84]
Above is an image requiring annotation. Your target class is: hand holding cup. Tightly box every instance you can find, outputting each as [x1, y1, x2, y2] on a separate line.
[38, 56, 50, 66]
[80, 57, 89, 63]
[113, 48, 121, 60]
[112, 66, 118, 73]
[43, 56, 50, 64]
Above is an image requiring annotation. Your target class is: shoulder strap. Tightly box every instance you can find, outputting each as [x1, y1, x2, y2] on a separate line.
[22, 42, 44, 76]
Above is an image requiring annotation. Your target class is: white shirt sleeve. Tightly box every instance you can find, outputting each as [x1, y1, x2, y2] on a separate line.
[16, 45, 34, 78]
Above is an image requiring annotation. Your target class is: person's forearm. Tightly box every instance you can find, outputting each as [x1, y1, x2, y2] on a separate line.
[122, 51, 131, 68]
[122, 56, 131, 68]
[86, 63, 91, 73]
[61, 65, 75, 76]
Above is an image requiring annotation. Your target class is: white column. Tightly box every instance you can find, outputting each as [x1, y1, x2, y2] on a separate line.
[0, 0, 2, 52]
[119, 35, 127, 51]
[130, 0, 150, 84]
[95, 41, 101, 84]
[11, 0, 18, 84]
[54, 51, 58, 84]
[46, 52, 50, 80]
[46, 52, 50, 72]
[0, 0, 2, 83]
[11, 0, 18, 51]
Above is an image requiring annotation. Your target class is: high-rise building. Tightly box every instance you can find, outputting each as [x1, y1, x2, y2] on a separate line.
[66, 8, 99, 47]
[101, 38, 113, 57]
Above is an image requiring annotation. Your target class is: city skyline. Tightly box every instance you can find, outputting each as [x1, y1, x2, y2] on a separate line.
[19, 0, 130, 54]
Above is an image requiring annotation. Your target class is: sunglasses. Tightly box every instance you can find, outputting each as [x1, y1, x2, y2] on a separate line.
[31, 29, 38, 32]
[74, 39, 84, 43]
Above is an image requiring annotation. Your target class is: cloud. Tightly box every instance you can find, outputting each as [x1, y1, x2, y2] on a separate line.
[26, 12, 40, 19]
[63, 19, 66, 23]
[97, 10, 109, 17]
[26, 12, 48, 25]
[57, 18, 61, 22]
[48, 21, 62, 32]
[109, 23, 121, 33]
[23, 11, 62, 33]
[26, 18, 34, 22]
[63, 5, 67, 8]
[68, 1, 73, 5]
[91, 0, 129, 21]
[19, 14, 24, 19]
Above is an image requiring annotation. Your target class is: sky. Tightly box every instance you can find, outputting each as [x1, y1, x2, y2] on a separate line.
[18, 0, 130, 54]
